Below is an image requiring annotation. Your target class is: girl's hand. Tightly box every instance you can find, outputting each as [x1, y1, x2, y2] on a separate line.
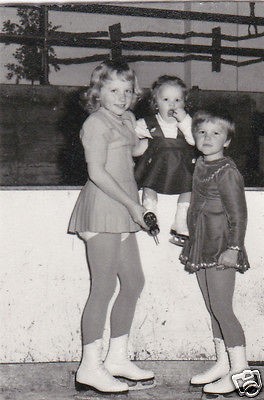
[172, 108, 187, 123]
[128, 203, 148, 230]
[217, 249, 239, 270]
[132, 138, 148, 157]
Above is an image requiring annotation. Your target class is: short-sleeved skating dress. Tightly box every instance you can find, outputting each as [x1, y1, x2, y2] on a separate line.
[134, 114, 195, 195]
[180, 156, 250, 274]
[68, 107, 141, 234]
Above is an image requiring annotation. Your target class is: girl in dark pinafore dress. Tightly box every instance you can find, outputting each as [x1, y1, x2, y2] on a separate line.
[180, 108, 250, 396]
[134, 75, 195, 246]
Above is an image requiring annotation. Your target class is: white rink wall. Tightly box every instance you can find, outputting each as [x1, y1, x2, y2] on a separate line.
[0, 189, 264, 363]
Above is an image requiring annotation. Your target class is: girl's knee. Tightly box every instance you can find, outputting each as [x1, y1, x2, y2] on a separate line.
[91, 277, 117, 302]
[132, 268, 145, 293]
[178, 192, 191, 203]
[121, 273, 145, 300]
[210, 302, 233, 324]
[143, 187, 158, 200]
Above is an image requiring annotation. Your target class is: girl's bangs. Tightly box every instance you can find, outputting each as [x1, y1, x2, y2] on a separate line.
[116, 69, 135, 82]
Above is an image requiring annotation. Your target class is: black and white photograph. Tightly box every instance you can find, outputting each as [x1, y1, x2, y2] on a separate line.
[0, 1, 264, 399]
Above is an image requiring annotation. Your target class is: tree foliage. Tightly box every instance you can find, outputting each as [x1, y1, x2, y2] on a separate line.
[3, 7, 61, 84]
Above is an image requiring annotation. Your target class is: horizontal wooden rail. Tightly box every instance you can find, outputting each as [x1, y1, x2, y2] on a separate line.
[122, 31, 213, 39]
[0, 33, 43, 46]
[7, 3, 264, 27]
[222, 31, 264, 41]
[1, 33, 264, 59]
[123, 30, 264, 42]
[2, 30, 264, 47]
[52, 54, 263, 69]
[55, 54, 109, 65]
[52, 30, 109, 39]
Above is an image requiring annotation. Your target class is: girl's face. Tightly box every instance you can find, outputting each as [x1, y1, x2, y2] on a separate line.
[194, 119, 231, 161]
[99, 72, 133, 116]
[156, 84, 185, 122]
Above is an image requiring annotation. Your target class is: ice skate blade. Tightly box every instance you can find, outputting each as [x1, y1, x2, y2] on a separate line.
[169, 232, 188, 247]
[75, 380, 129, 395]
[202, 391, 237, 399]
[189, 381, 204, 391]
[128, 379, 156, 391]
[117, 377, 156, 391]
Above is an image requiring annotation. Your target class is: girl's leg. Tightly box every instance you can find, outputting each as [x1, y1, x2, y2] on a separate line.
[206, 267, 245, 348]
[190, 269, 229, 385]
[171, 191, 191, 235]
[110, 233, 145, 337]
[104, 233, 154, 382]
[204, 267, 248, 394]
[142, 187, 158, 213]
[177, 191, 191, 203]
[196, 269, 223, 340]
[82, 233, 121, 345]
[76, 233, 128, 393]
[170, 192, 191, 246]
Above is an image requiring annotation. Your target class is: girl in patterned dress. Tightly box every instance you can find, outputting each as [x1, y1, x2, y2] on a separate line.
[180, 107, 250, 395]
[68, 60, 154, 394]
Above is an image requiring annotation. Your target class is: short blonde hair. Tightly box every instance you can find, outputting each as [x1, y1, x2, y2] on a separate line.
[192, 108, 236, 140]
[83, 60, 140, 113]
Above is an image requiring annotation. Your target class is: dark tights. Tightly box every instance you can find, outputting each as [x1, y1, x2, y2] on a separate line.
[196, 267, 245, 348]
[81, 233, 145, 345]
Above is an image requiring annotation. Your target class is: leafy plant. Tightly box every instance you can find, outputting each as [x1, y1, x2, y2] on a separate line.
[3, 7, 61, 84]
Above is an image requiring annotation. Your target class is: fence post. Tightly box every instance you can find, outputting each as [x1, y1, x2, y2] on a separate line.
[212, 26, 221, 72]
[39, 5, 49, 85]
[109, 23, 122, 61]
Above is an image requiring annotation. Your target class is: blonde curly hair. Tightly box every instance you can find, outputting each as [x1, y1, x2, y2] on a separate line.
[82, 60, 141, 113]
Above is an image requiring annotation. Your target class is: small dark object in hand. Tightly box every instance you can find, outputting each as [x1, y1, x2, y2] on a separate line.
[143, 211, 160, 245]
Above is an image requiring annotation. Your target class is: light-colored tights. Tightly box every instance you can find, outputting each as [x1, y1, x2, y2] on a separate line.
[196, 266, 245, 348]
[81, 233, 145, 345]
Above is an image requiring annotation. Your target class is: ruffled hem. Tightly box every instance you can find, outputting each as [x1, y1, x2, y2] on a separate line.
[179, 253, 250, 274]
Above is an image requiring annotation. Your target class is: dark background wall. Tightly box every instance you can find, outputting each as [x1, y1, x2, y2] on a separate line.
[0, 84, 88, 186]
[0, 84, 263, 187]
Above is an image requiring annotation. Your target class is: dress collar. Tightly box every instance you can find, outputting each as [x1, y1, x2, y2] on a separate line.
[203, 157, 228, 166]
[99, 107, 124, 125]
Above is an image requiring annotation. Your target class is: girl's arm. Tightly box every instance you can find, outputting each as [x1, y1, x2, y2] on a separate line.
[173, 109, 195, 146]
[217, 166, 247, 268]
[217, 248, 239, 269]
[132, 116, 151, 156]
[132, 138, 148, 157]
[135, 118, 153, 139]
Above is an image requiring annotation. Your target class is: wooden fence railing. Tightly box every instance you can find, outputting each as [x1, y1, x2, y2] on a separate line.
[0, 3, 264, 83]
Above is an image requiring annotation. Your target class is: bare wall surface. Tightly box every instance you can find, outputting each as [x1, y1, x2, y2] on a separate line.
[0, 189, 263, 363]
